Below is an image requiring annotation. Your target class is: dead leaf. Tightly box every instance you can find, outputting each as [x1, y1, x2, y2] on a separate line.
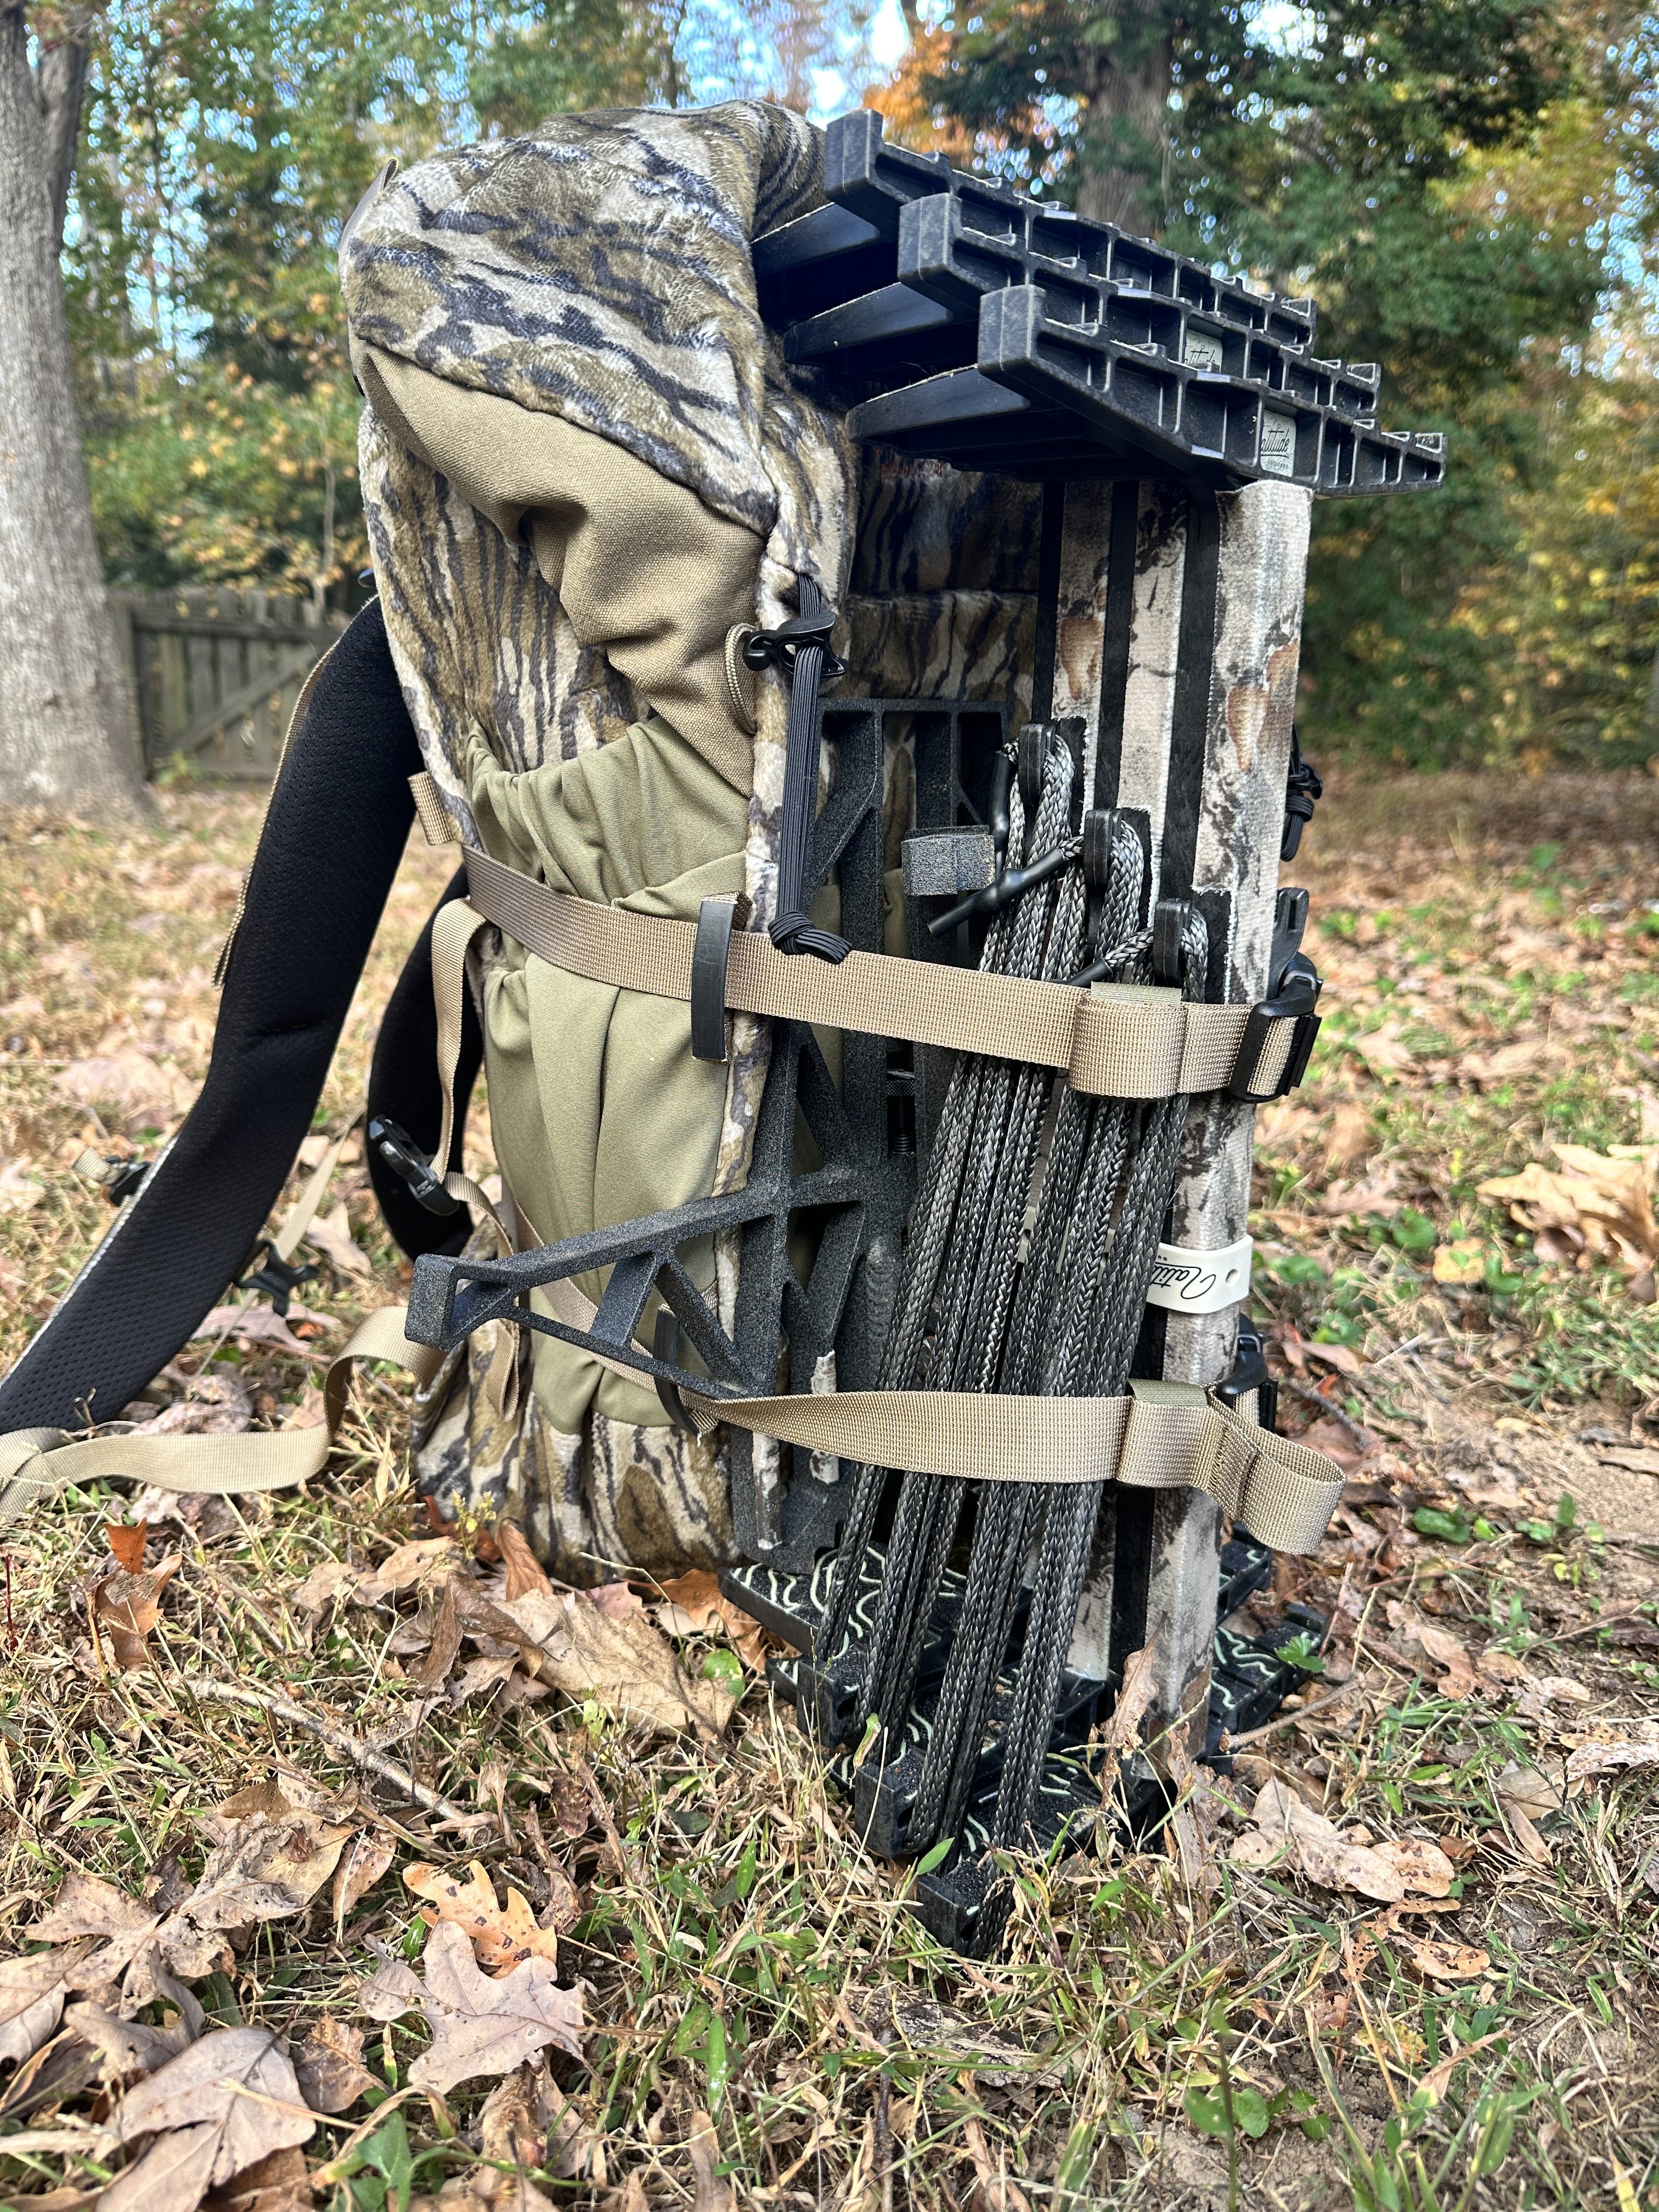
[356, 1918, 582, 2095]
[496, 1523, 552, 1602]
[331, 1832, 395, 1929]
[1413, 1622, 1477, 1700]
[1564, 1717, 1659, 1785]
[1463, 1039, 1544, 1088]
[200, 2143, 312, 2212]
[290, 1560, 356, 1614]
[1296, 1415, 1367, 1471]
[1324, 1103, 1372, 1173]
[301, 1204, 372, 1280]
[687, 2108, 732, 2212]
[189, 1307, 336, 1354]
[1513, 1673, 1593, 1720]
[405, 1861, 560, 1974]
[585, 1582, 644, 1622]
[654, 1570, 771, 1673]
[1304, 1340, 1365, 1378]
[150, 1371, 252, 1437]
[479, 1586, 731, 1740]
[56, 1051, 194, 1132]
[962, 2112, 1031, 2212]
[0, 1156, 44, 1215]
[31, 1872, 161, 1989]
[1371, 1837, 1455, 1898]
[105, 1524, 146, 1572]
[1231, 1780, 1404, 1902]
[91, 1554, 182, 1671]
[0, 1953, 74, 2066]
[1493, 1762, 1562, 1820]
[1096, 1644, 1158, 1758]
[106, 2028, 314, 2212]
[353, 1538, 460, 1607]
[1404, 1938, 1490, 1982]
[1479, 1145, 1658, 1283]
[292, 2017, 375, 2114]
[410, 1578, 465, 1692]
[63, 2001, 191, 2085]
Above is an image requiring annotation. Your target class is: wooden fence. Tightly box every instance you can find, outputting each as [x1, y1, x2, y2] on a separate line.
[116, 588, 347, 782]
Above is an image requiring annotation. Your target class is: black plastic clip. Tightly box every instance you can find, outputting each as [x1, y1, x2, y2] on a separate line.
[691, 893, 751, 1063]
[1282, 728, 1322, 861]
[742, 607, 846, 681]
[368, 1116, 463, 1217]
[1215, 1319, 1279, 1435]
[236, 1239, 317, 1319]
[1152, 897, 1194, 988]
[1226, 961, 1323, 1102]
[652, 1310, 695, 1431]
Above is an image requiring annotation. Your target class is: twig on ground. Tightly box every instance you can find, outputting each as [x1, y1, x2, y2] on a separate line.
[182, 1676, 488, 1829]
[1278, 1376, 1375, 1447]
[1227, 1680, 1364, 1747]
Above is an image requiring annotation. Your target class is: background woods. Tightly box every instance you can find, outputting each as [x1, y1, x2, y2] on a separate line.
[20, 0, 1659, 783]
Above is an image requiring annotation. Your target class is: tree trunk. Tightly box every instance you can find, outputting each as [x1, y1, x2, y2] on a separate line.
[1073, 1, 1173, 239]
[0, 2, 145, 816]
[35, 14, 89, 242]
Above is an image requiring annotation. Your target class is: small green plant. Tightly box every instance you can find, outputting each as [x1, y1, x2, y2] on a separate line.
[1275, 1630, 1327, 1675]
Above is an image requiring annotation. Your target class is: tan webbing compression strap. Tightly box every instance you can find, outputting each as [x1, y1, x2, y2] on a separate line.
[431, 896, 491, 1181]
[665, 1375, 1341, 1555]
[0, 1305, 442, 1529]
[464, 846, 1295, 1101]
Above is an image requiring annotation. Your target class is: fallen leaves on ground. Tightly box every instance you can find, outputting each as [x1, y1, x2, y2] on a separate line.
[404, 1861, 562, 1974]
[301, 1203, 372, 1279]
[292, 2018, 376, 2115]
[1479, 1143, 1658, 1289]
[358, 1918, 583, 2095]
[652, 1569, 771, 1672]
[331, 1831, 396, 1930]
[464, 1584, 732, 1740]
[24, 1783, 358, 2010]
[1564, 1717, 1659, 1784]
[189, 1306, 335, 1353]
[104, 2027, 314, 2212]
[1402, 1938, 1491, 1983]
[1232, 1780, 1452, 1904]
[88, 1547, 182, 1670]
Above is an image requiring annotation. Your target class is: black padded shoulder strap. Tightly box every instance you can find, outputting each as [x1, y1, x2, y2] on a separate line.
[0, 601, 427, 1432]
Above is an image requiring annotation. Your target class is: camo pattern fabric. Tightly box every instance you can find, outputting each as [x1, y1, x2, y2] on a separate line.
[347, 104, 855, 1579]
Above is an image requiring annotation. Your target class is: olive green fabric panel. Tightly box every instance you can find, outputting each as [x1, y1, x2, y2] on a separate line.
[467, 713, 750, 1436]
[359, 346, 761, 794]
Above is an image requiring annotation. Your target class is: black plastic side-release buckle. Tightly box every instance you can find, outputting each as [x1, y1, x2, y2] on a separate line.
[236, 1239, 317, 1319]
[742, 608, 847, 680]
[1227, 963, 1322, 1102]
[368, 1116, 464, 1217]
[1215, 1319, 1279, 1435]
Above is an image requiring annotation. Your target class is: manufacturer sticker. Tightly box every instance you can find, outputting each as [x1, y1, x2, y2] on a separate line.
[1259, 411, 1297, 477]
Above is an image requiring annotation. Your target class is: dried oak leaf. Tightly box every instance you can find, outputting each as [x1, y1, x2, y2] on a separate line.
[290, 1559, 356, 1615]
[1097, 1645, 1158, 1758]
[105, 2027, 314, 2212]
[405, 1861, 560, 1974]
[31, 1870, 162, 1988]
[62, 2001, 191, 2086]
[1231, 1780, 1405, 1903]
[654, 1570, 771, 1673]
[353, 1538, 460, 1607]
[292, 2016, 375, 2114]
[1413, 1623, 1477, 1701]
[356, 1918, 582, 2095]
[409, 1576, 466, 1692]
[91, 1554, 182, 1671]
[129, 1788, 353, 1991]
[495, 1523, 552, 1602]
[1513, 1674, 1593, 1721]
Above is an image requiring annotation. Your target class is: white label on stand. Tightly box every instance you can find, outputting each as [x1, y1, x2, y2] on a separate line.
[1146, 1234, 1253, 1314]
[1259, 412, 1297, 477]
[1184, 329, 1224, 372]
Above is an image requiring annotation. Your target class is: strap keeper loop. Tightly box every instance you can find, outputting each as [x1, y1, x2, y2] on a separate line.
[690, 893, 751, 1063]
